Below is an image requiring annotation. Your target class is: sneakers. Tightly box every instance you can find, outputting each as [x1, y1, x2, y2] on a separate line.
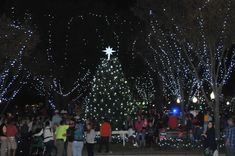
[133, 143, 138, 147]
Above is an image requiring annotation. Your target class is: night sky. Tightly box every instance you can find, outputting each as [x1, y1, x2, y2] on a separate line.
[1, 0, 146, 106]
[1, 0, 235, 107]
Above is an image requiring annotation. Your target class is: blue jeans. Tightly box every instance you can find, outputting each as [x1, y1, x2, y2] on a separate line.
[73, 141, 84, 156]
[226, 146, 235, 156]
[136, 132, 146, 147]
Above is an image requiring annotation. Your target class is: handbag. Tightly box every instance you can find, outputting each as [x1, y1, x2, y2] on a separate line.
[213, 150, 218, 156]
[204, 147, 214, 156]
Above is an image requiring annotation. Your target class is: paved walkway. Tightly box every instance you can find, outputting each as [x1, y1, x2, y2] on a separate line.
[91, 151, 225, 156]
[94, 154, 225, 156]
[84, 144, 225, 156]
[93, 153, 225, 156]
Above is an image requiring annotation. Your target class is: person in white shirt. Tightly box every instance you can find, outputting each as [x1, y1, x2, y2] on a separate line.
[86, 123, 96, 156]
[34, 121, 56, 156]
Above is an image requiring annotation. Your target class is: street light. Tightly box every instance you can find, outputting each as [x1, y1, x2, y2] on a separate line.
[192, 97, 198, 103]
[210, 92, 215, 100]
[226, 101, 230, 106]
[176, 98, 181, 104]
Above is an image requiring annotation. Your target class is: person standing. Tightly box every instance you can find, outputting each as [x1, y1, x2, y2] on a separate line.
[86, 123, 96, 156]
[6, 119, 18, 156]
[0, 121, 8, 156]
[203, 111, 212, 132]
[135, 116, 145, 147]
[34, 120, 56, 156]
[146, 118, 155, 147]
[124, 115, 135, 144]
[73, 118, 85, 156]
[20, 119, 29, 153]
[55, 120, 69, 156]
[52, 110, 62, 127]
[186, 115, 194, 141]
[98, 119, 111, 153]
[44, 121, 56, 156]
[225, 117, 235, 156]
[202, 122, 217, 156]
[168, 114, 178, 130]
[66, 120, 75, 156]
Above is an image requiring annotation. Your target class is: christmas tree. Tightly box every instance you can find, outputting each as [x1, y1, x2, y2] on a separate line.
[85, 47, 134, 130]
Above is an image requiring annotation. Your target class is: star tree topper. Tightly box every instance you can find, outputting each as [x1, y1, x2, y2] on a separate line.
[103, 46, 116, 60]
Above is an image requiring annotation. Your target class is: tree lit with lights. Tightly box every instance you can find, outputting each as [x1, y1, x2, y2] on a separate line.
[135, 70, 156, 108]
[134, 0, 235, 139]
[86, 48, 134, 130]
[0, 12, 38, 103]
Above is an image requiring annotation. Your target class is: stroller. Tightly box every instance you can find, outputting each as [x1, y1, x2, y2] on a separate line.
[30, 135, 45, 156]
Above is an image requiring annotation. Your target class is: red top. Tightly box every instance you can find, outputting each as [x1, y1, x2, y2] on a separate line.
[168, 116, 178, 130]
[100, 122, 111, 137]
[135, 120, 144, 132]
[6, 124, 18, 137]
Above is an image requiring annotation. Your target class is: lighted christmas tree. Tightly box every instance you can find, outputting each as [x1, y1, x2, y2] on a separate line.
[85, 47, 134, 130]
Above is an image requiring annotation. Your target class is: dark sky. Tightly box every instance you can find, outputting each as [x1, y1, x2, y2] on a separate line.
[1, 0, 143, 73]
[1, 0, 147, 106]
[1, 0, 235, 108]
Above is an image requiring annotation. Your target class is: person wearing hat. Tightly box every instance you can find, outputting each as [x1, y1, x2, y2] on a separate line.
[61, 110, 68, 124]
[52, 110, 62, 127]
[75, 116, 80, 120]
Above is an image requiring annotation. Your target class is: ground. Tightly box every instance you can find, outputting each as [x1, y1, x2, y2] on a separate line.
[83, 143, 225, 156]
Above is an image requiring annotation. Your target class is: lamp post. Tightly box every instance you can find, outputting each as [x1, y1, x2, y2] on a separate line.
[192, 97, 198, 103]
[176, 98, 181, 104]
[210, 91, 215, 100]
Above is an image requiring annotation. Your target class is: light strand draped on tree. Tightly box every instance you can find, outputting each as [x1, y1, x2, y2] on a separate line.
[133, 0, 235, 139]
[86, 47, 134, 130]
[0, 13, 38, 103]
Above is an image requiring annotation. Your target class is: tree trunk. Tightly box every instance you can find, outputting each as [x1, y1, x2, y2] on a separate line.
[214, 96, 220, 140]
[213, 87, 222, 152]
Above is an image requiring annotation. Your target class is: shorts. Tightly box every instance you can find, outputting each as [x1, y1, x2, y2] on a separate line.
[8, 137, 17, 150]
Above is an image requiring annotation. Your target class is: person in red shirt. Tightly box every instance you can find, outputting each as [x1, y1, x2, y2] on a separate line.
[98, 119, 111, 153]
[6, 119, 18, 156]
[168, 115, 178, 130]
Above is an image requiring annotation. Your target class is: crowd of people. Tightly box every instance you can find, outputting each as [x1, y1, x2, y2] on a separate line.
[123, 109, 235, 156]
[0, 108, 234, 156]
[0, 110, 113, 156]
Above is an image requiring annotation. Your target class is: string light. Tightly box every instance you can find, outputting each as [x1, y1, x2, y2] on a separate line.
[85, 55, 134, 130]
[135, 70, 156, 107]
[140, 0, 235, 109]
[28, 12, 141, 110]
[0, 12, 36, 103]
